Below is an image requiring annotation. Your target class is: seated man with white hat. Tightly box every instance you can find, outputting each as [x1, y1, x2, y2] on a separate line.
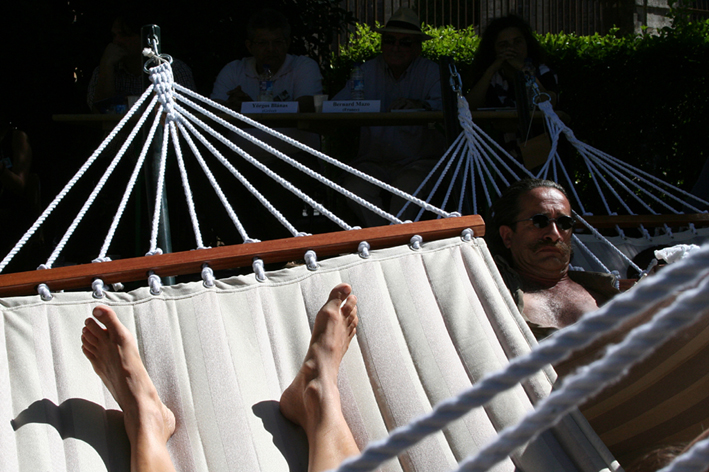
[334, 7, 446, 227]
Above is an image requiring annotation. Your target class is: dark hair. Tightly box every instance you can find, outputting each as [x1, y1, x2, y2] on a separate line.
[247, 9, 291, 40]
[112, 8, 159, 37]
[484, 178, 569, 263]
[468, 14, 546, 88]
[625, 445, 685, 472]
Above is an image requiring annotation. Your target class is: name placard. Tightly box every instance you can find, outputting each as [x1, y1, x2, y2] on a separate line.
[322, 100, 381, 113]
[240, 101, 299, 114]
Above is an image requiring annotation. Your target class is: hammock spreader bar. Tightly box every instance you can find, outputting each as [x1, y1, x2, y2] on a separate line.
[0, 215, 484, 297]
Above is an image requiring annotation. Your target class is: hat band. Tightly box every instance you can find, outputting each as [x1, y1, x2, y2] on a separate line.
[384, 20, 422, 33]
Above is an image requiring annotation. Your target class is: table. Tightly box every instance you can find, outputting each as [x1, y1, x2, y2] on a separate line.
[52, 110, 536, 134]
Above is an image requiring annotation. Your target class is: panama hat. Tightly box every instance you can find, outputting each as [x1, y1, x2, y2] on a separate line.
[375, 7, 433, 40]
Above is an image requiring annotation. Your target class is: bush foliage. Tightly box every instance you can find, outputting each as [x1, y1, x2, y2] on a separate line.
[329, 18, 709, 193]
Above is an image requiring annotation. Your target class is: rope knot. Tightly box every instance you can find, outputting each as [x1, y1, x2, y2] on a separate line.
[92, 279, 105, 299]
[38, 283, 52, 301]
[92, 257, 112, 263]
[304, 250, 318, 271]
[252, 257, 267, 282]
[201, 264, 215, 288]
[461, 228, 474, 241]
[358, 241, 371, 259]
[148, 272, 162, 295]
[409, 235, 423, 250]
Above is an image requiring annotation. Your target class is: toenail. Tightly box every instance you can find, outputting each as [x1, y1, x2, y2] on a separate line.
[93, 307, 103, 317]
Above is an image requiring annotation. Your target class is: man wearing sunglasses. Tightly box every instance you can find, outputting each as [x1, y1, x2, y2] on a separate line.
[333, 7, 446, 227]
[486, 179, 619, 339]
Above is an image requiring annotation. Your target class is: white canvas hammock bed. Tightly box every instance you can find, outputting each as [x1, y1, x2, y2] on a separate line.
[2, 50, 709, 472]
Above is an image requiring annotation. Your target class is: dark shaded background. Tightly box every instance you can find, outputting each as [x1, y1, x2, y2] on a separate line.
[0, 0, 354, 272]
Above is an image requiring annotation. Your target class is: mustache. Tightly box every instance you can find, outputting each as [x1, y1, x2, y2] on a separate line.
[532, 239, 571, 255]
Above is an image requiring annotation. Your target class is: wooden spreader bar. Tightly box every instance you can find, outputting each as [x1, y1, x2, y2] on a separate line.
[0, 215, 485, 297]
[579, 213, 709, 229]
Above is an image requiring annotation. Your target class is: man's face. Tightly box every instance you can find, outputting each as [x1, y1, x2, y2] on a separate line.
[246, 28, 290, 74]
[499, 187, 573, 278]
[111, 19, 141, 57]
[381, 33, 421, 71]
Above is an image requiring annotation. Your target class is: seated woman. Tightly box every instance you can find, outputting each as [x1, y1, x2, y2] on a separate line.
[80, 283, 360, 472]
[466, 14, 557, 111]
[465, 15, 560, 167]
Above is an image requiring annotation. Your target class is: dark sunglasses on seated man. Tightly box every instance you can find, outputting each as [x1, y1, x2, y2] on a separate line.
[513, 214, 577, 231]
[381, 35, 416, 48]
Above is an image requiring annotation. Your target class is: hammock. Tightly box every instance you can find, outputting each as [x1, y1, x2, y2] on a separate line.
[406, 65, 709, 278]
[2, 47, 709, 472]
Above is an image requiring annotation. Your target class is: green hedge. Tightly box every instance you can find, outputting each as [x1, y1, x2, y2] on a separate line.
[327, 20, 709, 194]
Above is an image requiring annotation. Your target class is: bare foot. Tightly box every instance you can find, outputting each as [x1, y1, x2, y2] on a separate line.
[81, 306, 176, 450]
[280, 283, 360, 471]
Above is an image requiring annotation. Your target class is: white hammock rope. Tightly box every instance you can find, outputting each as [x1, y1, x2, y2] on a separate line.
[1, 54, 465, 279]
[396, 132, 465, 220]
[333, 242, 709, 472]
[536, 100, 709, 214]
[168, 120, 207, 249]
[455, 254, 709, 472]
[97, 98, 164, 260]
[658, 435, 709, 472]
[175, 83, 453, 221]
[173, 109, 304, 237]
[173, 102, 349, 233]
[174, 120, 253, 243]
[147, 110, 171, 255]
[172, 99, 406, 227]
[50, 102, 164, 270]
[0, 87, 156, 273]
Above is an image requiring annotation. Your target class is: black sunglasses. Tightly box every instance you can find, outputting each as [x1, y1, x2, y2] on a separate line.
[514, 214, 576, 231]
[381, 36, 415, 48]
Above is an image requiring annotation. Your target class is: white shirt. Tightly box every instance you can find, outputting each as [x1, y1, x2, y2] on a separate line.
[333, 55, 445, 166]
[211, 54, 323, 158]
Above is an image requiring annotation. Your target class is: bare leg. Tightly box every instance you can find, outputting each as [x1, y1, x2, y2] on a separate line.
[280, 283, 361, 472]
[81, 306, 176, 472]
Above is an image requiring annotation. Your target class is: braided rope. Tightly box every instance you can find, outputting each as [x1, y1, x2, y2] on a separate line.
[357, 241, 371, 259]
[174, 120, 252, 243]
[537, 101, 709, 213]
[397, 133, 465, 219]
[175, 85, 451, 220]
[97, 102, 163, 260]
[304, 250, 318, 271]
[456, 269, 709, 472]
[659, 435, 709, 472]
[147, 113, 170, 254]
[37, 283, 52, 301]
[148, 272, 162, 295]
[45, 100, 162, 269]
[252, 258, 267, 281]
[168, 121, 207, 249]
[0, 86, 156, 273]
[91, 279, 105, 299]
[172, 97, 403, 225]
[332, 243, 709, 472]
[174, 102, 356, 232]
[201, 264, 215, 288]
[172, 111, 303, 236]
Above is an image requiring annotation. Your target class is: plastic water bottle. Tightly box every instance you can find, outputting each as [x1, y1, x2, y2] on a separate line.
[350, 65, 364, 100]
[258, 65, 274, 102]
